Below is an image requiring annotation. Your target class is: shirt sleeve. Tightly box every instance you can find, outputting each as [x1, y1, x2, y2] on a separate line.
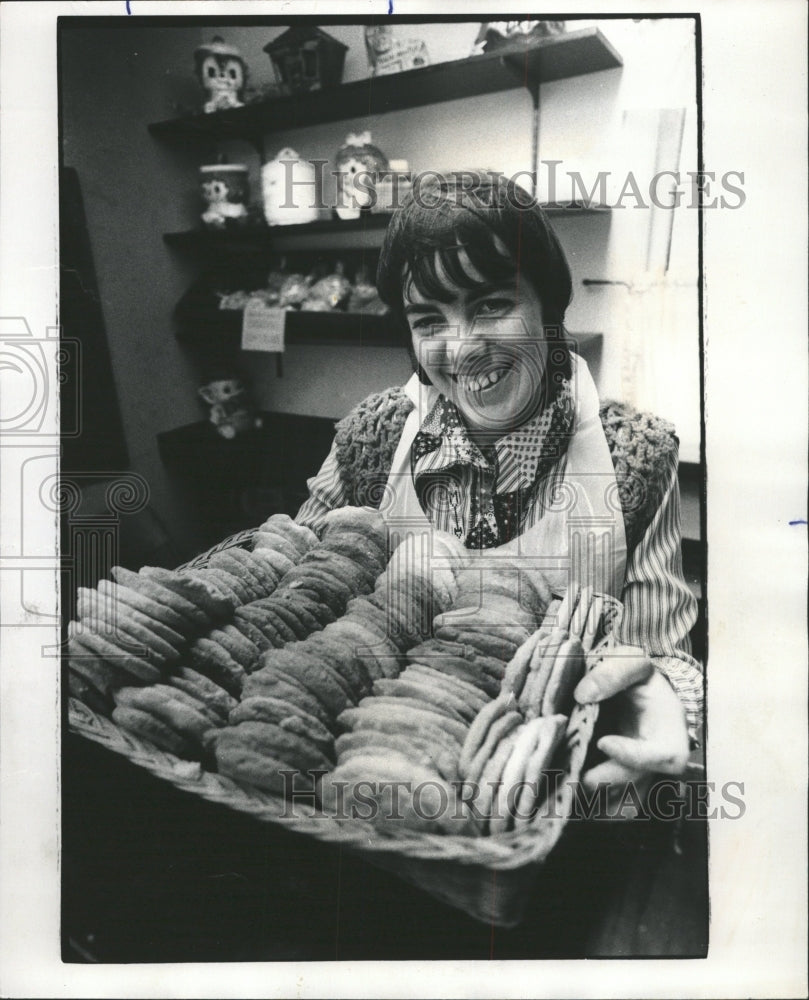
[294, 438, 350, 536]
[615, 447, 704, 744]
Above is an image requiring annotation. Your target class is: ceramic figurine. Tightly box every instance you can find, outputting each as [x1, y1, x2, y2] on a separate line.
[334, 132, 389, 220]
[194, 37, 248, 114]
[262, 147, 320, 226]
[364, 25, 430, 76]
[264, 26, 348, 94]
[198, 376, 262, 440]
[200, 164, 249, 229]
[472, 21, 566, 55]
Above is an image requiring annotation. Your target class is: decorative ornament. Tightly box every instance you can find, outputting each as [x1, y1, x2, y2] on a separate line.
[261, 147, 320, 227]
[334, 132, 389, 220]
[263, 26, 348, 95]
[198, 376, 262, 440]
[194, 36, 248, 114]
[364, 25, 430, 76]
[471, 21, 566, 55]
[199, 163, 249, 229]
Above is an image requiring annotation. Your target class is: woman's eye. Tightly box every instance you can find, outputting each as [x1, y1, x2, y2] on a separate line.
[411, 316, 445, 334]
[477, 298, 512, 316]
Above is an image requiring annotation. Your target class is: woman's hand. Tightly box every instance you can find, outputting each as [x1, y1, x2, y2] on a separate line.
[573, 645, 690, 815]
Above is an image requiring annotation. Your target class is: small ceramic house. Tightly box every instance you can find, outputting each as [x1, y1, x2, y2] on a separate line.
[263, 26, 348, 94]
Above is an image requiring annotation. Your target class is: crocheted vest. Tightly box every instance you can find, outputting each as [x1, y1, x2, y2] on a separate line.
[333, 386, 678, 553]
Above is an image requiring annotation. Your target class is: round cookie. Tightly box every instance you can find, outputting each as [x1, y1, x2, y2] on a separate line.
[112, 705, 196, 758]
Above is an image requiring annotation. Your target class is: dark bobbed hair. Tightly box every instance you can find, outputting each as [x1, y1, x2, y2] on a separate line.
[376, 172, 574, 390]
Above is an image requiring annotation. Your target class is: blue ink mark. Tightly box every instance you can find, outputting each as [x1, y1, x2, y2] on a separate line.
[789, 519, 807, 526]
[388, 0, 393, 13]
[126, 0, 131, 13]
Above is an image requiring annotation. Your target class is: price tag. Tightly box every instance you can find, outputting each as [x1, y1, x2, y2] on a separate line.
[241, 298, 286, 353]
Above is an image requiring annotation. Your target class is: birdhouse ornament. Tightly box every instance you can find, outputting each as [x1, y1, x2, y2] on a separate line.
[194, 37, 248, 114]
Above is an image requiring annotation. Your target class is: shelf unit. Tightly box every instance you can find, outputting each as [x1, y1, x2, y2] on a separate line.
[163, 201, 610, 256]
[152, 24, 621, 501]
[149, 28, 622, 151]
[177, 308, 404, 349]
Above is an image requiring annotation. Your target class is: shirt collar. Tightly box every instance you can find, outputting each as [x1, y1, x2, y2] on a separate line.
[412, 380, 575, 491]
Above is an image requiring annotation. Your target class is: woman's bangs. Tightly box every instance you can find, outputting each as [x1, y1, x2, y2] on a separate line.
[404, 208, 517, 304]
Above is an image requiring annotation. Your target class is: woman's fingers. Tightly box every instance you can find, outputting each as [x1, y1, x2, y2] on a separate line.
[581, 756, 641, 792]
[596, 734, 689, 775]
[573, 646, 653, 704]
[580, 758, 652, 819]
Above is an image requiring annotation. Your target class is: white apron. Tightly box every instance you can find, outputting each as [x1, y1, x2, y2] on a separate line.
[380, 354, 627, 601]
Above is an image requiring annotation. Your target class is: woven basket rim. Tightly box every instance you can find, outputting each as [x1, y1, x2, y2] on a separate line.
[68, 692, 599, 871]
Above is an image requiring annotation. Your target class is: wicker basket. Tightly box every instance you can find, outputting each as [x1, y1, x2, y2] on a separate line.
[67, 529, 614, 927]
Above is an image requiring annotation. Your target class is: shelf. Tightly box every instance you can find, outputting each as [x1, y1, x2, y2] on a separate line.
[176, 308, 407, 349]
[158, 410, 336, 484]
[164, 203, 611, 257]
[164, 214, 392, 255]
[149, 28, 622, 145]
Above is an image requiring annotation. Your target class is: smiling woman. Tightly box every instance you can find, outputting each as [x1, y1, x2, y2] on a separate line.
[296, 170, 702, 808]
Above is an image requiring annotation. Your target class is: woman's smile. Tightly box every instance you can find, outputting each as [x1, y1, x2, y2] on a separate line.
[404, 248, 549, 436]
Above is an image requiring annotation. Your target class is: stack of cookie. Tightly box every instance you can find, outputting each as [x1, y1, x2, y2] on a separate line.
[67, 514, 318, 713]
[449, 584, 609, 835]
[111, 669, 237, 761]
[213, 522, 454, 795]
[206, 508, 389, 683]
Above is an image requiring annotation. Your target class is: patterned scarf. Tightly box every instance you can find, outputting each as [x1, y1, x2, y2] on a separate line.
[411, 380, 575, 548]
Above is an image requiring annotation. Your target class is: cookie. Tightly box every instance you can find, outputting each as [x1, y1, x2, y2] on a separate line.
[213, 737, 318, 796]
[513, 714, 568, 830]
[489, 716, 548, 836]
[231, 610, 274, 652]
[138, 566, 236, 621]
[252, 530, 302, 566]
[111, 566, 209, 631]
[114, 686, 215, 743]
[335, 730, 457, 783]
[339, 703, 467, 749]
[221, 720, 331, 773]
[372, 678, 474, 725]
[263, 645, 352, 717]
[244, 667, 336, 732]
[402, 665, 489, 715]
[540, 638, 586, 717]
[151, 682, 225, 727]
[465, 710, 523, 789]
[169, 675, 235, 722]
[474, 730, 519, 836]
[458, 695, 511, 779]
[519, 629, 567, 718]
[97, 579, 194, 639]
[209, 625, 260, 671]
[112, 705, 197, 758]
[70, 627, 163, 685]
[189, 638, 246, 696]
[230, 696, 334, 759]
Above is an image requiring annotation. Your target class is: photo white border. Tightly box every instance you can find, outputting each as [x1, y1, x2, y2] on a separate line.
[1, 1, 806, 997]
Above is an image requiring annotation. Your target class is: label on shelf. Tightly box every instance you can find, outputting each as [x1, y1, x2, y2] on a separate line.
[241, 299, 286, 353]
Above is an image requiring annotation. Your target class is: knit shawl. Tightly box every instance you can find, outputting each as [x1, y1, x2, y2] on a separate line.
[333, 386, 678, 553]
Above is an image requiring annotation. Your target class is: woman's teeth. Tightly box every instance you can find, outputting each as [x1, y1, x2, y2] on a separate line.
[454, 369, 506, 392]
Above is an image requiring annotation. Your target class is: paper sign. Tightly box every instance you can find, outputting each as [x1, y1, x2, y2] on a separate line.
[241, 298, 286, 352]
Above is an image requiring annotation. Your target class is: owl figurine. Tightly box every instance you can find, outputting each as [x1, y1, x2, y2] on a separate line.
[194, 37, 248, 114]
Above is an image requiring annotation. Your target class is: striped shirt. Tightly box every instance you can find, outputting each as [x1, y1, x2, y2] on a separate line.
[296, 393, 704, 742]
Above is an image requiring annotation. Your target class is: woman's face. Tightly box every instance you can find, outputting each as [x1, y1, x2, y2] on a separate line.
[404, 247, 549, 437]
